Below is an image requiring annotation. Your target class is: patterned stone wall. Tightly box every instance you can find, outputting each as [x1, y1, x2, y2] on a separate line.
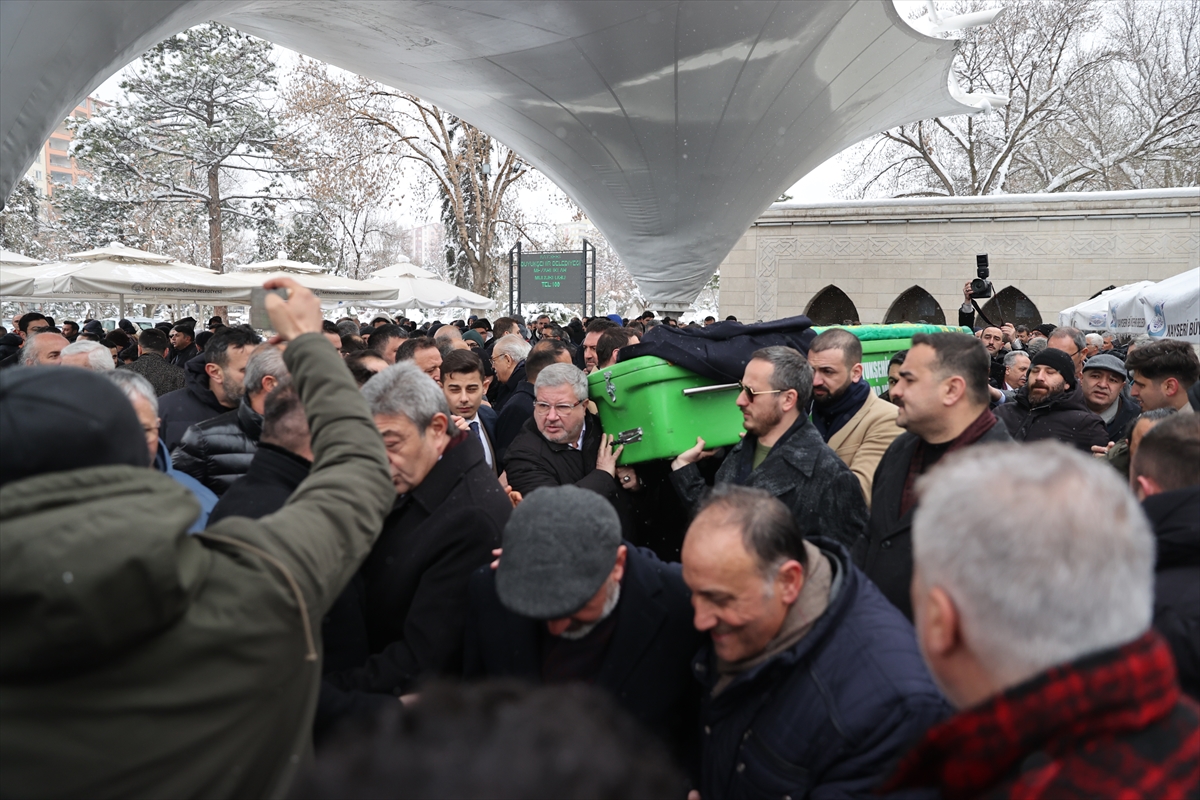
[718, 189, 1199, 324]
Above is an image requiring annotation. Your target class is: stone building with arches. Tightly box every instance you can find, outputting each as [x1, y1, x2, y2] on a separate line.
[716, 188, 1198, 327]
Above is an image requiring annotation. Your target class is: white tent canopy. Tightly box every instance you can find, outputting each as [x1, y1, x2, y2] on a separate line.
[1108, 268, 1200, 344]
[232, 255, 400, 302]
[14, 245, 258, 307]
[0, 265, 37, 298]
[0, 249, 40, 267]
[359, 267, 497, 311]
[1058, 281, 1155, 331]
[0, 1, 1002, 310]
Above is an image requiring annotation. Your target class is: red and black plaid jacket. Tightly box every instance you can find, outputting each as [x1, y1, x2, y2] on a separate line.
[883, 630, 1200, 799]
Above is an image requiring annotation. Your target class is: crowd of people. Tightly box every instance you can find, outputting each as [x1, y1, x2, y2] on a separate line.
[1, 279, 1197, 799]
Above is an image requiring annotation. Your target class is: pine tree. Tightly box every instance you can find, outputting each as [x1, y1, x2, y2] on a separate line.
[70, 23, 296, 271]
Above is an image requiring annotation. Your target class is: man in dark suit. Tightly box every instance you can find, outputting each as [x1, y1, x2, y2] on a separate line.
[859, 332, 1011, 620]
[465, 485, 704, 773]
[502, 363, 631, 533]
[493, 338, 574, 463]
[440, 349, 498, 473]
[323, 362, 512, 706]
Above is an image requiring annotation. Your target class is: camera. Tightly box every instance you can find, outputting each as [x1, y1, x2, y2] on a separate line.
[970, 253, 993, 299]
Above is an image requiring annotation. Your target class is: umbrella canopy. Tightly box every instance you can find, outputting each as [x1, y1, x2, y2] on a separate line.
[0, 264, 37, 297]
[234, 255, 400, 303]
[63, 241, 182, 265]
[1109, 268, 1200, 344]
[360, 268, 496, 311]
[0, 249, 40, 267]
[1058, 282, 1155, 331]
[234, 252, 327, 274]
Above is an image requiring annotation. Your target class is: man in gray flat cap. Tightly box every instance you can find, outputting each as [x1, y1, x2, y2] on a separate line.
[1080, 353, 1139, 444]
[464, 485, 704, 775]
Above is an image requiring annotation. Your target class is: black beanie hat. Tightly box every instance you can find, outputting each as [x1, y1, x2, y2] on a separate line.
[0, 367, 150, 487]
[1029, 347, 1077, 392]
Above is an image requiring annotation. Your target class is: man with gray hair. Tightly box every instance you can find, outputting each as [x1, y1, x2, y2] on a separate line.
[489, 334, 531, 412]
[60, 339, 115, 371]
[502, 362, 628, 530]
[17, 331, 68, 367]
[105, 369, 217, 532]
[1047, 325, 1087, 380]
[172, 344, 289, 495]
[683, 484, 948, 800]
[885, 442, 1200, 799]
[671, 346, 867, 550]
[321, 361, 512, 721]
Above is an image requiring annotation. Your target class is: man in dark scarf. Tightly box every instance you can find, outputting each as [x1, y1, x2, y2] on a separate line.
[808, 329, 903, 506]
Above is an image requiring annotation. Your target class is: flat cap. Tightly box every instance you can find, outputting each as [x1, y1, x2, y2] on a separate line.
[1082, 353, 1127, 378]
[496, 485, 621, 620]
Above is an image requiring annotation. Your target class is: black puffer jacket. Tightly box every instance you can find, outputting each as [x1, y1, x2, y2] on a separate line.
[1145, 486, 1200, 702]
[157, 357, 230, 450]
[994, 385, 1110, 452]
[170, 398, 262, 495]
[0, 333, 23, 363]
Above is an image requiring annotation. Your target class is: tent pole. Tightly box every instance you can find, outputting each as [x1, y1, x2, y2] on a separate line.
[119, 294, 125, 319]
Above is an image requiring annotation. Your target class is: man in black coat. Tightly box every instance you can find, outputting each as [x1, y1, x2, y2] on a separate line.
[324, 362, 512, 702]
[493, 339, 574, 462]
[118, 328, 185, 397]
[670, 346, 867, 552]
[172, 344, 288, 495]
[158, 326, 261, 450]
[1079, 353, 1140, 443]
[995, 347, 1109, 452]
[488, 334, 529, 412]
[861, 332, 1012, 620]
[502, 362, 629, 531]
[208, 383, 311, 523]
[168, 323, 201, 368]
[1131, 413, 1200, 701]
[464, 485, 704, 773]
[683, 485, 948, 800]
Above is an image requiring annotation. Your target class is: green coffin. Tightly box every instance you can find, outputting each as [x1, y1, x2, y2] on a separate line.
[588, 323, 967, 465]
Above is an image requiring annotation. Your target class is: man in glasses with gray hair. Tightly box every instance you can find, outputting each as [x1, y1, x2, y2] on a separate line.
[670, 346, 867, 551]
[502, 362, 631, 533]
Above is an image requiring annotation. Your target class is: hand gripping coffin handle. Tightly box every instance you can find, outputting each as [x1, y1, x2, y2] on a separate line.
[602, 370, 617, 403]
[681, 382, 741, 396]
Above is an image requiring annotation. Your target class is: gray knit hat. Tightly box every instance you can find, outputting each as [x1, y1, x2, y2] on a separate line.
[495, 485, 621, 619]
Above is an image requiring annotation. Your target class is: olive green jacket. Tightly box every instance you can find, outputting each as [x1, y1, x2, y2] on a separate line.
[0, 334, 394, 799]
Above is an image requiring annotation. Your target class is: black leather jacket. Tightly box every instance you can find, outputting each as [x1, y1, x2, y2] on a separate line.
[170, 398, 262, 495]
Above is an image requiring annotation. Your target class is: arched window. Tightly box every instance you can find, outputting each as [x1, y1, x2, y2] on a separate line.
[805, 285, 859, 326]
[884, 286, 946, 325]
[973, 286, 1041, 329]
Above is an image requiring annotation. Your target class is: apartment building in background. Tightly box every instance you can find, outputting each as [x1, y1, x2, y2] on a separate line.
[23, 96, 102, 199]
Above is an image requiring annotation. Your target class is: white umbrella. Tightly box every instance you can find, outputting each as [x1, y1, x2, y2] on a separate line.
[1058, 281, 1155, 331]
[0, 264, 37, 297]
[354, 264, 497, 311]
[0, 249, 41, 267]
[233, 253, 399, 303]
[22, 243, 256, 311]
[1109, 268, 1200, 344]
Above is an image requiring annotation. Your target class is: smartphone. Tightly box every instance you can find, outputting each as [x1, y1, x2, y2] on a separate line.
[250, 287, 288, 330]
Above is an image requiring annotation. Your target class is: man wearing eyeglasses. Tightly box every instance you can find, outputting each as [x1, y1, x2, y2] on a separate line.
[669, 346, 868, 553]
[502, 362, 631, 534]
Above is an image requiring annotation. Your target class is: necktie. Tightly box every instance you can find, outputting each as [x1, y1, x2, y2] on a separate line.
[470, 420, 493, 467]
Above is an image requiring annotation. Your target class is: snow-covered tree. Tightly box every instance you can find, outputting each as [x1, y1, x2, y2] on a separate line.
[0, 180, 46, 257]
[839, 0, 1200, 197]
[284, 59, 531, 296]
[69, 23, 298, 271]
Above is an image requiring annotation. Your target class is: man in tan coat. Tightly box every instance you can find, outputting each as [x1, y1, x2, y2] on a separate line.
[808, 329, 903, 507]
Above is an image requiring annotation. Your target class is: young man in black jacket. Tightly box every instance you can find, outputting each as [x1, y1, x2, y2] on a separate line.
[861, 333, 1012, 620]
[157, 325, 260, 450]
[1130, 413, 1200, 701]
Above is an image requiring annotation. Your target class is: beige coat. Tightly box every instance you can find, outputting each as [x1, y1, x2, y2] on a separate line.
[826, 389, 903, 508]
